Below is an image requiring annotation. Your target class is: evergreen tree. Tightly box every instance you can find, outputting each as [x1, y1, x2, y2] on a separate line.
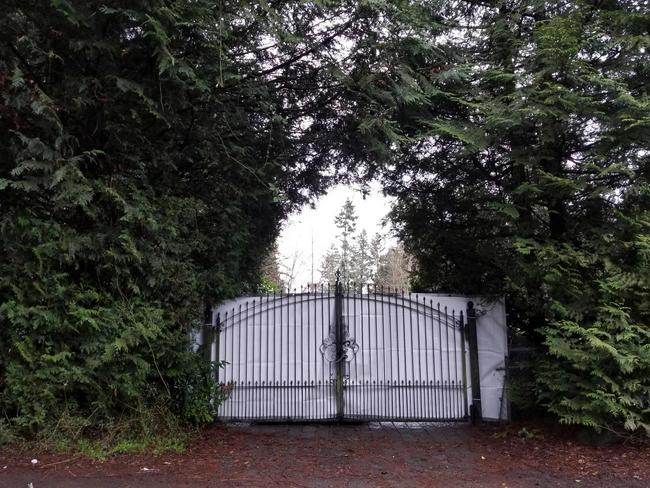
[369, 233, 386, 283]
[351, 0, 650, 435]
[334, 198, 358, 283]
[319, 245, 341, 286]
[351, 229, 373, 287]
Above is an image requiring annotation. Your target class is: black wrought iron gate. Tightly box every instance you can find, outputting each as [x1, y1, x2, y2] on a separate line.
[208, 274, 479, 422]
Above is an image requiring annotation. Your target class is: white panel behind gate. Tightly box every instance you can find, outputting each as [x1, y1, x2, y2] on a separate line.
[203, 292, 508, 422]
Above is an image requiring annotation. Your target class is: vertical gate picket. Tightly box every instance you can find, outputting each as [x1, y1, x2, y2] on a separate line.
[422, 297, 430, 418]
[214, 312, 221, 385]
[415, 297, 422, 419]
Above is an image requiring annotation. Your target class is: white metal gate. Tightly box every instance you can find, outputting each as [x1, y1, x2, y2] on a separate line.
[200, 277, 510, 422]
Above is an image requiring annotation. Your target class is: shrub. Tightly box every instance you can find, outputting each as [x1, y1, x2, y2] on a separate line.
[534, 194, 650, 437]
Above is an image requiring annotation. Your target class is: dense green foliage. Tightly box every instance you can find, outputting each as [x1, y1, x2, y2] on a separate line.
[0, 0, 259, 431]
[350, 0, 650, 436]
[0, 0, 370, 433]
[1, 0, 647, 439]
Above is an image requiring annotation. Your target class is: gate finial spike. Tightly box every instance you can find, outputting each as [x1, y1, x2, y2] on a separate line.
[335, 269, 341, 284]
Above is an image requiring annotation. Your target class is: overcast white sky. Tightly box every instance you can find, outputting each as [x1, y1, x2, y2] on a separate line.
[277, 182, 396, 286]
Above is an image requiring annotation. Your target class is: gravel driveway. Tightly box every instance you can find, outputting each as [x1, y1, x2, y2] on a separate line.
[1, 422, 648, 487]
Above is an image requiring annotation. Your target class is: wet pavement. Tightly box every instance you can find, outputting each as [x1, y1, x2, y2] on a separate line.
[1, 422, 648, 487]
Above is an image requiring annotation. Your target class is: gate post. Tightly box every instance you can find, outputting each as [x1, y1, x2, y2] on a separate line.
[202, 305, 213, 363]
[467, 301, 482, 423]
[214, 312, 221, 383]
[334, 271, 344, 421]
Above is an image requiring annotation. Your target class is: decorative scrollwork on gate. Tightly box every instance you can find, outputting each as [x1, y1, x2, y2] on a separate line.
[319, 330, 359, 362]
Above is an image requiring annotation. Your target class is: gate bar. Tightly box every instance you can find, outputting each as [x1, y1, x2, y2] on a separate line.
[334, 272, 344, 421]
[215, 312, 221, 384]
[467, 301, 482, 423]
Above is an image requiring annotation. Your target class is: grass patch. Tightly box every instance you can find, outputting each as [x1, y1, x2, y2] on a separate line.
[0, 419, 18, 447]
[40, 431, 190, 461]
[1, 403, 194, 460]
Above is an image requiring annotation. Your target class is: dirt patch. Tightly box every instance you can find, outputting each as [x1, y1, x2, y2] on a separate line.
[1, 422, 648, 487]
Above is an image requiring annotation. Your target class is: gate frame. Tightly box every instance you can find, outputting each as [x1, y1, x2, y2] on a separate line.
[327, 273, 477, 422]
[207, 276, 489, 423]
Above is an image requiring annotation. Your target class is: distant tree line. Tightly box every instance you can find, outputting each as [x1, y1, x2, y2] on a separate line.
[319, 199, 412, 291]
[260, 199, 412, 291]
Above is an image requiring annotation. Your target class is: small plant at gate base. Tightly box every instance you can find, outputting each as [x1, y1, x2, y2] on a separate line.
[517, 427, 536, 440]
